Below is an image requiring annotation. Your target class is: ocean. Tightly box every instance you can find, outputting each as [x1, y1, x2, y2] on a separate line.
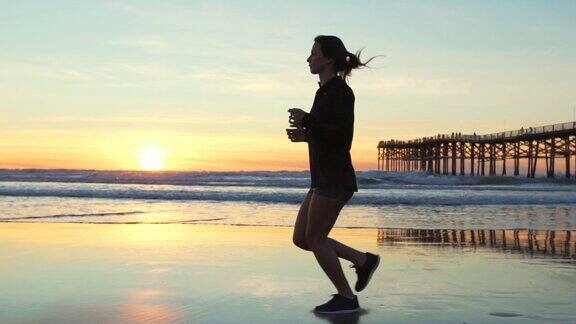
[1, 169, 575, 230]
[2, 169, 575, 323]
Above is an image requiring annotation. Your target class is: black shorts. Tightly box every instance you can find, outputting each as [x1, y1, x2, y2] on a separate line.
[311, 187, 354, 203]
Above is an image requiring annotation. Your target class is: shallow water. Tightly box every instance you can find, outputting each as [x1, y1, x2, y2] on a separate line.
[1, 195, 575, 231]
[0, 223, 574, 323]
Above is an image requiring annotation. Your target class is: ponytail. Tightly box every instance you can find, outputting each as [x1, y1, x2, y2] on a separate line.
[340, 48, 378, 79]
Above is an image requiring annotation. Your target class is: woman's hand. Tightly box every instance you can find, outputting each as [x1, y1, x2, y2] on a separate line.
[288, 108, 306, 127]
[286, 127, 307, 142]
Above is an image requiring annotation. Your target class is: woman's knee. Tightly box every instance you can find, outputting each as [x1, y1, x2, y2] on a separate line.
[293, 235, 311, 251]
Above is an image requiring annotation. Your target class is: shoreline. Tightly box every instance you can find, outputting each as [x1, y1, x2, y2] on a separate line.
[1, 220, 575, 232]
[2, 222, 574, 260]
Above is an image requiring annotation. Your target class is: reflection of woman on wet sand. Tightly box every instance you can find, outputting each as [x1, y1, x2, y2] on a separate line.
[286, 35, 380, 314]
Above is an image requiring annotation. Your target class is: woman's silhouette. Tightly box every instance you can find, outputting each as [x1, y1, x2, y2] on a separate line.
[286, 35, 380, 314]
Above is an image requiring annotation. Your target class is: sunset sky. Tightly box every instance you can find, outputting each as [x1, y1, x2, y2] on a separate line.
[1, 1, 575, 171]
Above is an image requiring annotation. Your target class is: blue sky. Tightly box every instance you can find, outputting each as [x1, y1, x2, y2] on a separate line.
[1, 1, 575, 170]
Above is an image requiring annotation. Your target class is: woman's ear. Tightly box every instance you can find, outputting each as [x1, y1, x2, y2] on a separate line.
[323, 58, 335, 71]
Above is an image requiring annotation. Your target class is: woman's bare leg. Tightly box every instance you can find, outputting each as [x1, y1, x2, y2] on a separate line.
[292, 189, 314, 250]
[293, 190, 367, 269]
[326, 238, 366, 267]
[306, 192, 357, 299]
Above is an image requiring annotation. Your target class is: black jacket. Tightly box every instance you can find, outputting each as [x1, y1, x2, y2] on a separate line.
[301, 76, 358, 191]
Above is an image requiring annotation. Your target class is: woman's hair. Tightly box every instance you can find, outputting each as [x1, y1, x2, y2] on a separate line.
[314, 35, 379, 80]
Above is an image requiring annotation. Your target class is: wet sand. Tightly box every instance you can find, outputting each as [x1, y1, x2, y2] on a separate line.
[1, 223, 575, 323]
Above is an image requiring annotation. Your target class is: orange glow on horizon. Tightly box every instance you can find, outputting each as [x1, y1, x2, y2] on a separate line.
[0, 129, 381, 171]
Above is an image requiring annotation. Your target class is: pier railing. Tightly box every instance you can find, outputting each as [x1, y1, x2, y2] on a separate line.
[379, 121, 576, 147]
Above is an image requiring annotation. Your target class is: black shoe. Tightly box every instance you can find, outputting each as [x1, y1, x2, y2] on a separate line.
[350, 252, 380, 292]
[314, 294, 360, 314]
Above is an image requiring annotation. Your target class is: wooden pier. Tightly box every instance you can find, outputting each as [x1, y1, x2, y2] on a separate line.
[377, 121, 576, 178]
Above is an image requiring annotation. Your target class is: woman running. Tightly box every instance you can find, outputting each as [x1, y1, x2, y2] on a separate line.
[286, 35, 380, 314]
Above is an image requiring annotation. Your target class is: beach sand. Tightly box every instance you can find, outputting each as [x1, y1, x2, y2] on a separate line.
[1, 223, 575, 323]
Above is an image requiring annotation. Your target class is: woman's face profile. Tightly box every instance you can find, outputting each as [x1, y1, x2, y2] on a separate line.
[307, 42, 332, 75]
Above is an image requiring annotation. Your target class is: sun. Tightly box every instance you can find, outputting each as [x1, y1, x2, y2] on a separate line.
[138, 147, 166, 171]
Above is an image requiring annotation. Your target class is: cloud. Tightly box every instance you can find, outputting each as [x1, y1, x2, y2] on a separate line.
[233, 76, 285, 93]
[0, 61, 296, 94]
[355, 75, 472, 96]
[20, 114, 268, 129]
[112, 36, 171, 51]
[1, 63, 95, 81]
[114, 63, 177, 77]
[109, 2, 221, 22]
